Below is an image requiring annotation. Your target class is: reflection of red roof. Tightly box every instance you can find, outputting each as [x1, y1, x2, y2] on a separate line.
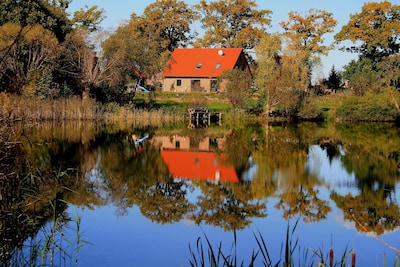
[163, 48, 245, 78]
[160, 149, 239, 183]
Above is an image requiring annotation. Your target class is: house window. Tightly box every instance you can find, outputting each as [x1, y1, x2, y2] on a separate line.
[215, 63, 221, 70]
[176, 79, 182, 86]
[175, 141, 180, 148]
[196, 63, 203, 69]
[210, 80, 218, 92]
[191, 80, 202, 92]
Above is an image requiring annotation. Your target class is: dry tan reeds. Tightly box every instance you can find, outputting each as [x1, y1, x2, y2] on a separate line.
[103, 105, 185, 126]
[0, 93, 185, 126]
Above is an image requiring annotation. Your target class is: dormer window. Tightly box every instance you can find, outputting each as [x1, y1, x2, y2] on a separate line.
[196, 63, 203, 69]
[215, 63, 221, 70]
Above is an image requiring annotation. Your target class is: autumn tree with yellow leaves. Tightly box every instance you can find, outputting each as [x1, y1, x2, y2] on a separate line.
[194, 0, 271, 54]
[280, 8, 338, 86]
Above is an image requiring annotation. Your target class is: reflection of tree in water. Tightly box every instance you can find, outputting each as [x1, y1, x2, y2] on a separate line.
[275, 185, 331, 223]
[331, 186, 400, 235]
[191, 183, 267, 231]
[257, 123, 332, 222]
[138, 181, 196, 224]
[224, 126, 263, 181]
[98, 139, 171, 215]
[319, 137, 343, 164]
[328, 123, 400, 235]
[337, 123, 400, 185]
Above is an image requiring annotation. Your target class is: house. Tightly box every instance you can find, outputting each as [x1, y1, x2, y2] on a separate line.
[162, 48, 251, 93]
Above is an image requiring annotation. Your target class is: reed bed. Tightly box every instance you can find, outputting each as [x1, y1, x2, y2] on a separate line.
[101, 105, 186, 126]
[0, 93, 97, 122]
[0, 93, 186, 126]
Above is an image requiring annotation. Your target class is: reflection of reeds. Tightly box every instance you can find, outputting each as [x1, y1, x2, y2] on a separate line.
[0, 125, 87, 266]
[0, 169, 87, 266]
[5, 208, 86, 267]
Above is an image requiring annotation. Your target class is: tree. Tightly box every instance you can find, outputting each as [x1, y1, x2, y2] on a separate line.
[71, 5, 105, 32]
[342, 56, 394, 96]
[57, 31, 119, 99]
[141, 0, 198, 52]
[255, 34, 309, 117]
[338, 2, 400, 102]
[0, 0, 72, 42]
[102, 0, 197, 86]
[255, 34, 282, 116]
[280, 9, 337, 84]
[102, 17, 159, 88]
[219, 68, 252, 109]
[327, 65, 342, 89]
[331, 186, 400, 235]
[0, 1, 108, 99]
[194, 0, 271, 52]
[0, 23, 59, 96]
[378, 54, 400, 112]
[335, 1, 400, 61]
[276, 185, 331, 223]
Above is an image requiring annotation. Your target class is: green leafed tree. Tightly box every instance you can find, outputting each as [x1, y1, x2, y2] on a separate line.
[194, 0, 271, 53]
[327, 65, 342, 90]
[0, 0, 72, 42]
[335, 1, 400, 61]
[71, 5, 105, 32]
[338, 1, 400, 100]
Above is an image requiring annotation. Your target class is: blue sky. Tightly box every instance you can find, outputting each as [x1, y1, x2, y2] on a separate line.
[68, 0, 372, 78]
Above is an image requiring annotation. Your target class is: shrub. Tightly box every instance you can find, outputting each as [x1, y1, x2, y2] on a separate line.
[336, 92, 398, 121]
[297, 95, 323, 120]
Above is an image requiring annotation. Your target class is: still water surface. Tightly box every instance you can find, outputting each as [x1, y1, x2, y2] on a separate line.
[2, 121, 400, 266]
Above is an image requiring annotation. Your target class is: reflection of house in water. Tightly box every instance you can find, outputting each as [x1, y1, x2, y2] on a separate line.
[153, 135, 239, 183]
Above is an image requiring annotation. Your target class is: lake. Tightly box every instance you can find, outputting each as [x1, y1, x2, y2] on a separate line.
[1, 121, 399, 266]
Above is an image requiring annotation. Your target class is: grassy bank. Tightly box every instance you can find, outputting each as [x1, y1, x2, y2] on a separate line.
[313, 91, 400, 122]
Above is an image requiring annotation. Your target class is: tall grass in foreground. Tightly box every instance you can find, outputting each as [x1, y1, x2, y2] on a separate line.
[5, 208, 87, 267]
[188, 220, 400, 267]
[0, 166, 88, 266]
[0, 127, 88, 266]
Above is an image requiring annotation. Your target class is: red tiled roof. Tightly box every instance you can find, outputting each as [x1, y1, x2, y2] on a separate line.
[163, 48, 244, 78]
[160, 149, 239, 183]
